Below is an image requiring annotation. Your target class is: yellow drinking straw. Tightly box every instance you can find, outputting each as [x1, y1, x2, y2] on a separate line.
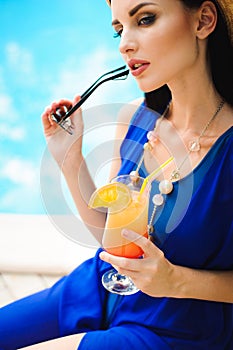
[139, 156, 174, 196]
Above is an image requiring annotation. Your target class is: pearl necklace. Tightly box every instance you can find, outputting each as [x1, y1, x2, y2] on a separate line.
[130, 99, 225, 235]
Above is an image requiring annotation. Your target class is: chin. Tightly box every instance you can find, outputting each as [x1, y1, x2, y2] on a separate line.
[137, 82, 162, 93]
[135, 77, 163, 93]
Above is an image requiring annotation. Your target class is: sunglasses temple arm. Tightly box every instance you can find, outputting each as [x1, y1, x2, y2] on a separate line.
[80, 65, 127, 101]
[64, 69, 129, 119]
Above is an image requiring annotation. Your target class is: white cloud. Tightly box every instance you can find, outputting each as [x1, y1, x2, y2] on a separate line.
[49, 46, 140, 107]
[0, 158, 37, 187]
[50, 47, 111, 99]
[0, 124, 26, 141]
[0, 158, 41, 213]
[0, 93, 25, 140]
[5, 42, 37, 87]
[5, 42, 35, 76]
[0, 94, 19, 120]
[0, 67, 6, 89]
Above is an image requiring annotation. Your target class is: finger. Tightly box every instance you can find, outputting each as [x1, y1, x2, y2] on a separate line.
[58, 98, 73, 108]
[99, 251, 139, 272]
[121, 229, 156, 256]
[73, 95, 81, 105]
[42, 99, 74, 132]
[41, 109, 62, 137]
[51, 102, 73, 118]
[41, 107, 55, 128]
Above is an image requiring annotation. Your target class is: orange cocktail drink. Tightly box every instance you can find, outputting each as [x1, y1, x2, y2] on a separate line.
[88, 174, 149, 295]
[103, 189, 148, 258]
[88, 160, 173, 295]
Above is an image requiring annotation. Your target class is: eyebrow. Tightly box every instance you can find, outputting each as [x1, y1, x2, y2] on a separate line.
[112, 2, 156, 26]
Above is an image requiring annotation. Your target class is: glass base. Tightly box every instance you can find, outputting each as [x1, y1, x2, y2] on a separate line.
[102, 269, 139, 295]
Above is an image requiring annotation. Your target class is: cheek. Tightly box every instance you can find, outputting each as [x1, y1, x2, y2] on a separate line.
[150, 24, 197, 72]
[136, 36, 197, 92]
[153, 14, 195, 54]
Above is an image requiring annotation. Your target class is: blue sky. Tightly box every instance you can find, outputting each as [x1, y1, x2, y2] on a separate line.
[0, 0, 141, 214]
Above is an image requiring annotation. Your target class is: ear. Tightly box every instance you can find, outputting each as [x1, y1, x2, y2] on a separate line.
[195, 1, 217, 40]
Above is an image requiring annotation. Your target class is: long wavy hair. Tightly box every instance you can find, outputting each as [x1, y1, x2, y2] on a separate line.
[145, 0, 233, 111]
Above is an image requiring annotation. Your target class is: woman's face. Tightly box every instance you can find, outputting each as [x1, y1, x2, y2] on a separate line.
[111, 0, 200, 92]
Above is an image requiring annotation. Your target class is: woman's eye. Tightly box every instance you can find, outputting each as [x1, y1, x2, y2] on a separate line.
[138, 14, 156, 26]
[112, 14, 156, 38]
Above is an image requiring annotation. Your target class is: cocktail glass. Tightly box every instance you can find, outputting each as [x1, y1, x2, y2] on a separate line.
[102, 174, 150, 295]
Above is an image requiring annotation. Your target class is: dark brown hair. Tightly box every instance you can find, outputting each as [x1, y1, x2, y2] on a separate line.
[146, 0, 233, 111]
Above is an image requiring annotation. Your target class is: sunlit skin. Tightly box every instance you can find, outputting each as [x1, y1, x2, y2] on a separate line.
[111, 0, 208, 93]
[109, 0, 226, 135]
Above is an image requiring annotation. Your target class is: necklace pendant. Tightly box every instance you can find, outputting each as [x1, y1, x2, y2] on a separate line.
[170, 169, 180, 181]
[143, 142, 153, 151]
[188, 139, 201, 152]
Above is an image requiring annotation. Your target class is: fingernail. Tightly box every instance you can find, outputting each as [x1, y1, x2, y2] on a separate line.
[99, 252, 106, 260]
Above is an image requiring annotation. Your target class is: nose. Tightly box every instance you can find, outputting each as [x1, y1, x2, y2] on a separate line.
[119, 30, 137, 55]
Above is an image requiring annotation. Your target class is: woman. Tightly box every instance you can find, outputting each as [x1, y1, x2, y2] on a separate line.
[0, 0, 232, 349]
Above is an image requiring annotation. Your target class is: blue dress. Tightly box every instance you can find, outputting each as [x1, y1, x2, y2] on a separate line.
[0, 104, 232, 350]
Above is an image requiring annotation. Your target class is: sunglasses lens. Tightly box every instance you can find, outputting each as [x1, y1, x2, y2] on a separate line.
[52, 106, 69, 122]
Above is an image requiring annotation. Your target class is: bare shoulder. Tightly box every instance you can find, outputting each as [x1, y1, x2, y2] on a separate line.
[116, 97, 144, 125]
[114, 97, 143, 141]
[109, 97, 143, 179]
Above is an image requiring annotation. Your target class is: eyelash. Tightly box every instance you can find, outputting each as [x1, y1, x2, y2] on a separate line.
[113, 14, 156, 39]
[113, 31, 122, 39]
[139, 14, 156, 26]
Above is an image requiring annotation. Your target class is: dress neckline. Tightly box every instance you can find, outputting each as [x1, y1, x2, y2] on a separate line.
[140, 126, 233, 184]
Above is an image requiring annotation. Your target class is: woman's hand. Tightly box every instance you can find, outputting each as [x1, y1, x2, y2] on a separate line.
[99, 229, 176, 298]
[41, 95, 84, 168]
[100, 229, 233, 302]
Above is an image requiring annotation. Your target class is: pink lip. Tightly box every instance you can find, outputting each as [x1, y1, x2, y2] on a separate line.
[128, 59, 150, 77]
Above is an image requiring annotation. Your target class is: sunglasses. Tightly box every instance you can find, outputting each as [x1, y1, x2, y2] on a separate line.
[51, 65, 129, 134]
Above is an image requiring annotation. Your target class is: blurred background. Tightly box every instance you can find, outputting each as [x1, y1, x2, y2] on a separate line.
[0, 0, 141, 215]
[0, 0, 141, 306]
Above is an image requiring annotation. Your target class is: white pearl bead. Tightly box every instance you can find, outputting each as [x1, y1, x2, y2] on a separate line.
[159, 179, 173, 194]
[130, 170, 138, 177]
[147, 131, 158, 143]
[130, 171, 140, 183]
[152, 194, 164, 206]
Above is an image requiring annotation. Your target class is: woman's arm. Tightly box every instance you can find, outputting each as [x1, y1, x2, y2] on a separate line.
[41, 97, 142, 244]
[100, 230, 233, 303]
[172, 263, 233, 303]
[41, 96, 106, 243]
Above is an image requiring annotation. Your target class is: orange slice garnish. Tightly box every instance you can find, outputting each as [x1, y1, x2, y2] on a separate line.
[88, 182, 131, 212]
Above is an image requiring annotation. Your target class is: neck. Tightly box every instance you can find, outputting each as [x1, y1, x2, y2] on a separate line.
[168, 95, 222, 134]
[167, 64, 222, 134]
